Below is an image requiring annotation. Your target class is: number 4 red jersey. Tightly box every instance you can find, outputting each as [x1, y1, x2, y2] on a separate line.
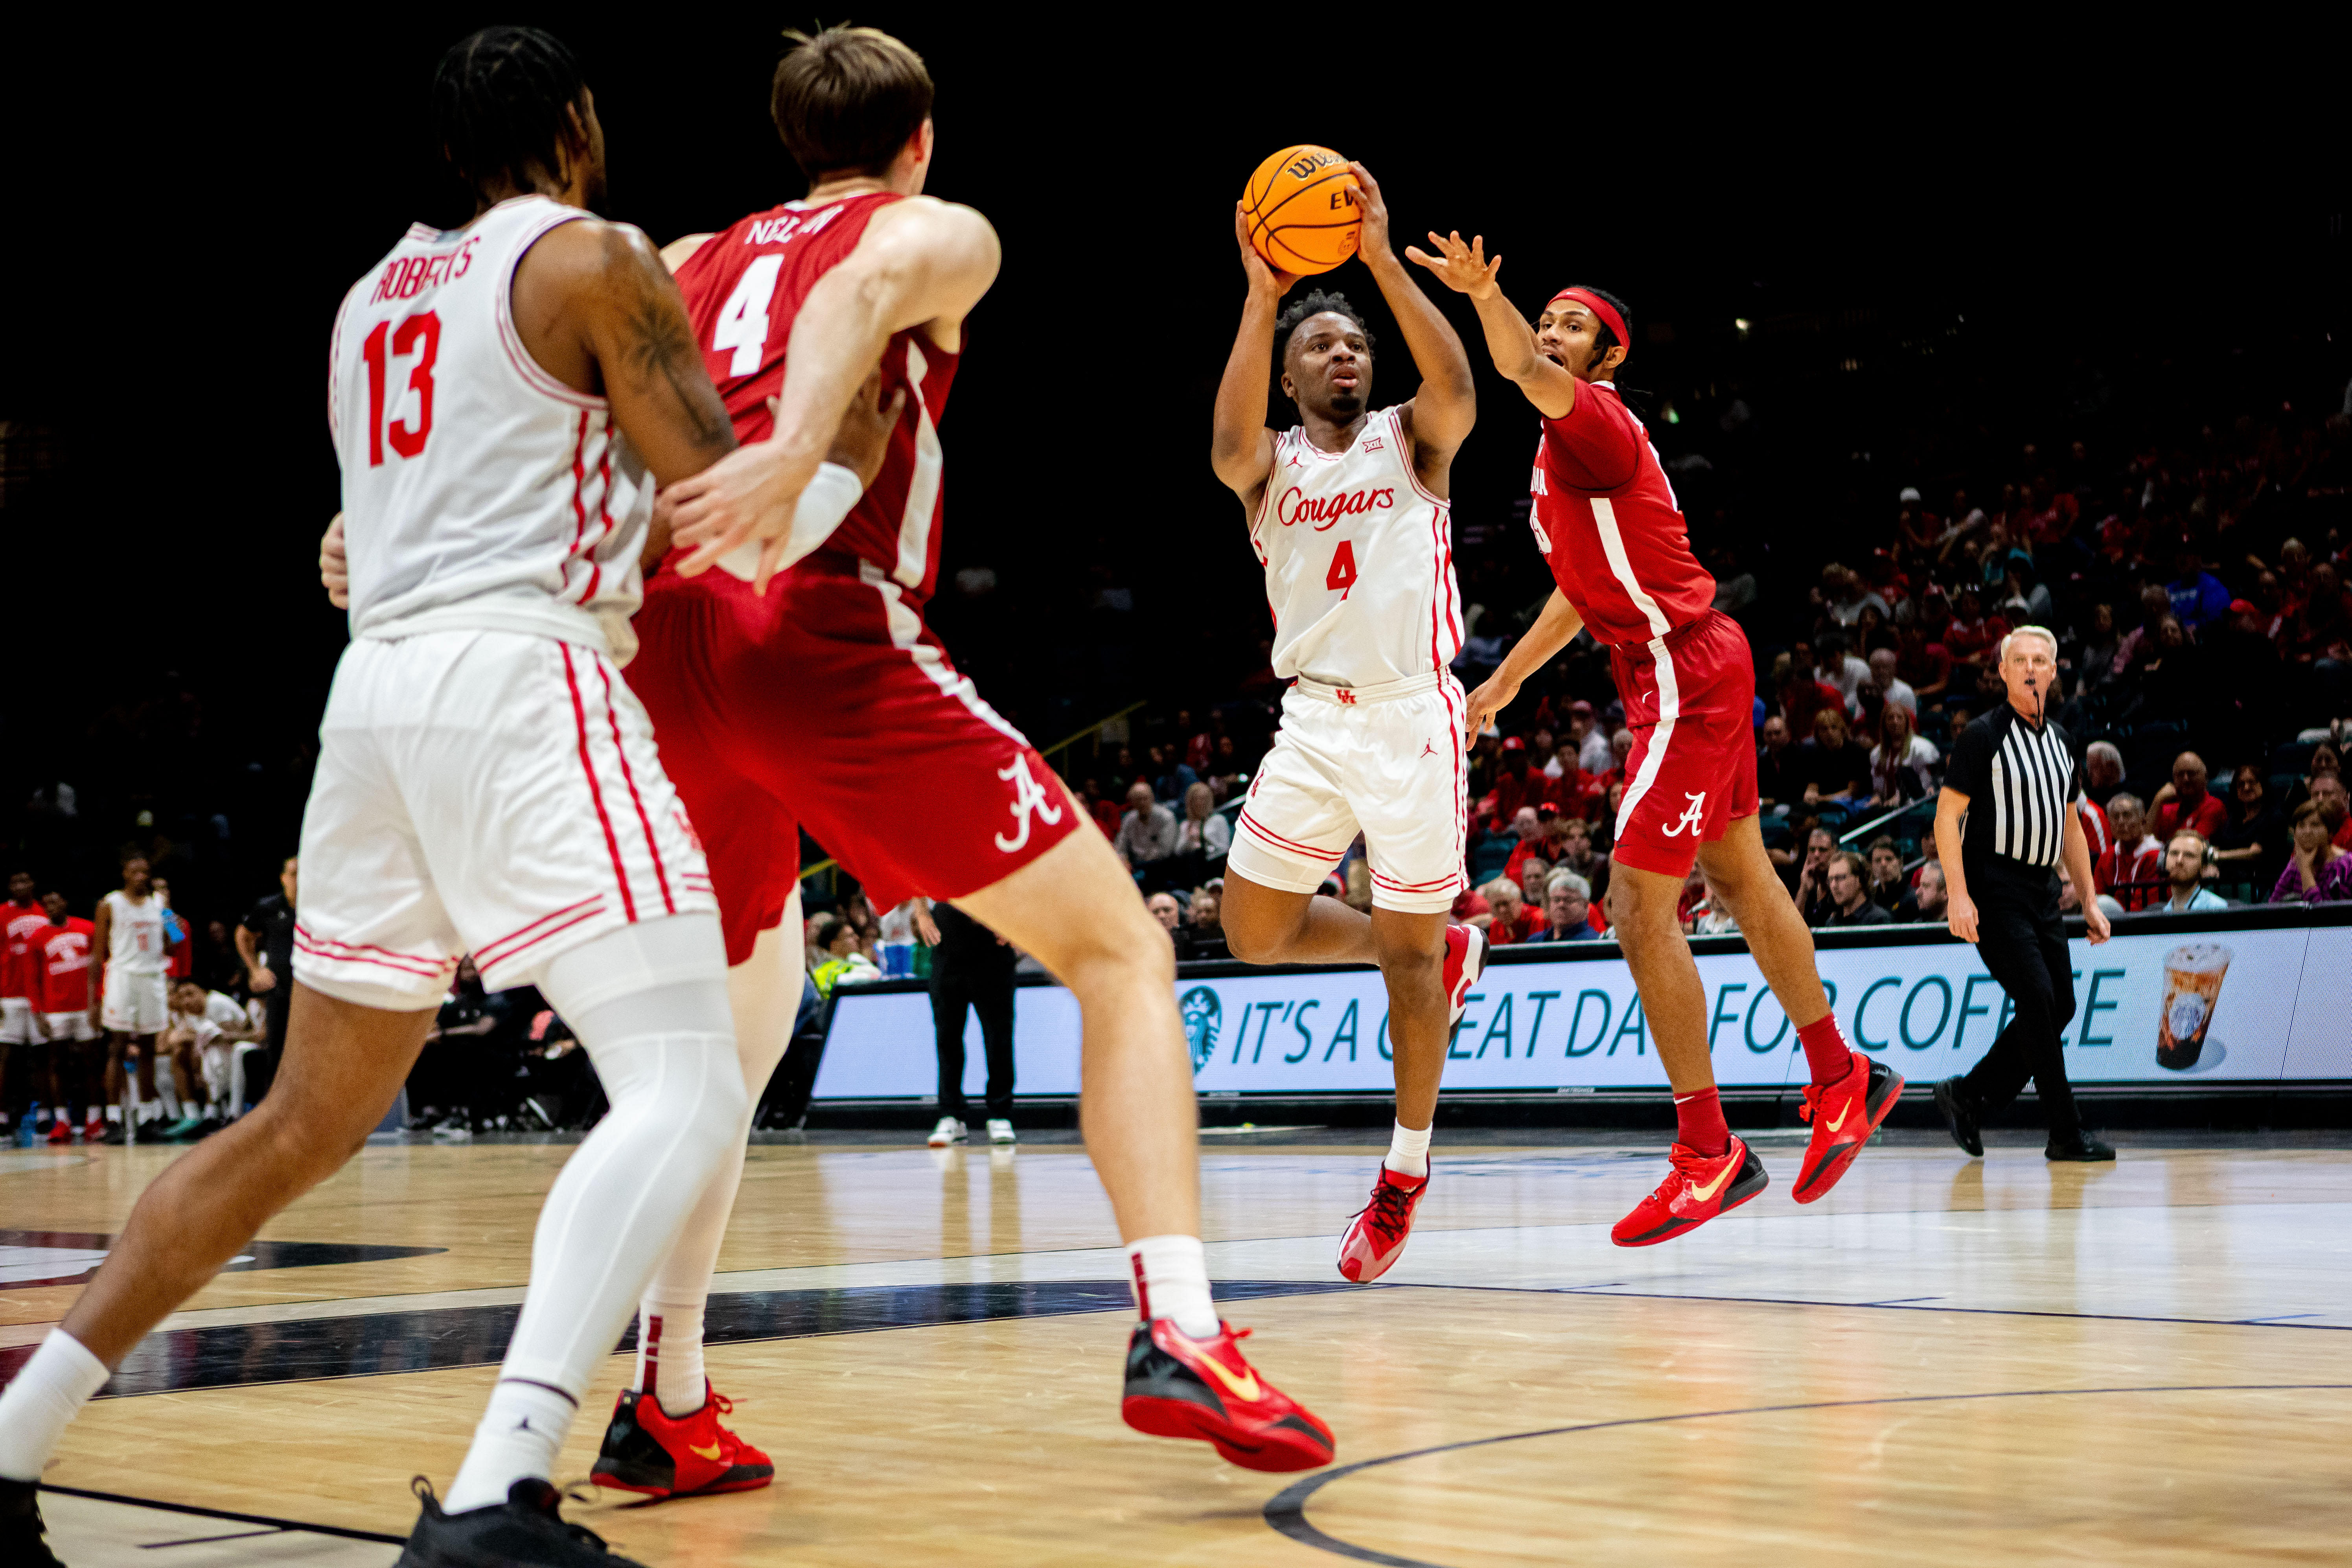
[671, 193, 961, 604]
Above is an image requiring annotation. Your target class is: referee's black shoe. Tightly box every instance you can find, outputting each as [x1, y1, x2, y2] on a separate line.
[1932, 1076, 1982, 1158]
[2045, 1130, 2116, 1162]
[396, 1477, 648, 1567]
[0, 1478, 67, 1568]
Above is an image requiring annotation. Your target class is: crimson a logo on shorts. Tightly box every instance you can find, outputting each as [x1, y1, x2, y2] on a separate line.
[1274, 485, 1394, 532]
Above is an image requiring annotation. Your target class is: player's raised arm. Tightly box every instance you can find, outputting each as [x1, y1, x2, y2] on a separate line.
[1349, 165, 1474, 465]
[667, 197, 1000, 590]
[1407, 231, 1579, 420]
[1210, 203, 1300, 499]
[1461, 589, 1585, 745]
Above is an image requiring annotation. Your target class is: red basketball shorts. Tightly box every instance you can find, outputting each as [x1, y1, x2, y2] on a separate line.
[1606, 610, 1761, 880]
[629, 555, 1079, 965]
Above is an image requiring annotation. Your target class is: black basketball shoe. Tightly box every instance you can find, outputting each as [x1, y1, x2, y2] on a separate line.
[2045, 1130, 2117, 1162]
[396, 1477, 648, 1567]
[0, 1478, 67, 1568]
[1933, 1076, 1983, 1158]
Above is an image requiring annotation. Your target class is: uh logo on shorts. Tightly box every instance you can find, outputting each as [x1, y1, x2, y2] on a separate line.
[993, 752, 1064, 853]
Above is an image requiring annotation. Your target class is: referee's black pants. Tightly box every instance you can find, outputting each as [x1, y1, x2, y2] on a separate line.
[1957, 870, 2080, 1135]
[932, 966, 1017, 1122]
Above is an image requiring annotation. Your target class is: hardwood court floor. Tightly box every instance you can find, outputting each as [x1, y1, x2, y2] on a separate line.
[6, 1134, 2349, 1565]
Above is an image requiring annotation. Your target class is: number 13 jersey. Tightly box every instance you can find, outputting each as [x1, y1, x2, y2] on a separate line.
[328, 195, 655, 660]
[1250, 409, 1462, 690]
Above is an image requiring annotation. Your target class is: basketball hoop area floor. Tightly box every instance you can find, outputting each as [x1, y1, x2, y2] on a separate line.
[4, 1130, 2348, 1566]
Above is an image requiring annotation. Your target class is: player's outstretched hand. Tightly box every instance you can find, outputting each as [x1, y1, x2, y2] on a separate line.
[320, 512, 350, 609]
[1346, 162, 1388, 259]
[1462, 670, 1521, 747]
[667, 441, 823, 595]
[1406, 231, 1502, 301]
[1235, 202, 1301, 301]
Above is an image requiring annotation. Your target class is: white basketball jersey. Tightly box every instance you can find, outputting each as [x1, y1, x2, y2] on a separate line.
[328, 195, 655, 660]
[103, 891, 166, 976]
[1248, 408, 1462, 688]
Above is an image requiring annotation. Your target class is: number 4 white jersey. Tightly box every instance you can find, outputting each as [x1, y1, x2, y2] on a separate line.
[328, 195, 656, 661]
[1248, 408, 1462, 690]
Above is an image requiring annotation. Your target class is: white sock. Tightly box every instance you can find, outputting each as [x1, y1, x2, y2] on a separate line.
[105, 1105, 121, 1124]
[156, 1076, 181, 1119]
[0, 1331, 110, 1481]
[636, 1305, 707, 1418]
[634, 907, 802, 1421]
[1126, 1235, 1219, 1339]
[443, 916, 742, 1512]
[446, 1379, 575, 1512]
[1384, 1119, 1433, 1179]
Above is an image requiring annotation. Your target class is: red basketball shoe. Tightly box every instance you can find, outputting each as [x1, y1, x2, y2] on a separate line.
[1336, 1165, 1428, 1282]
[1610, 1135, 1769, 1247]
[1442, 923, 1487, 1026]
[1121, 1319, 1334, 1472]
[45, 1117, 69, 1145]
[1792, 1055, 1904, 1204]
[591, 1382, 773, 1499]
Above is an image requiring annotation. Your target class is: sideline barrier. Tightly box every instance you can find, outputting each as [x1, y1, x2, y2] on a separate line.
[813, 904, 2352, 1102]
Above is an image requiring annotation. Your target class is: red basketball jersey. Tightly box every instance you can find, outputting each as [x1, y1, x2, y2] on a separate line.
[1527, 380, 1715, 650]
[32, 916, 94, 1014]
[1, 898, 48, 1001]
[671, 193, 961, 602]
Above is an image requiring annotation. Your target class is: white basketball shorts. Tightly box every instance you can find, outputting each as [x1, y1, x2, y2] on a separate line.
[1229, 671, 1468, 915]
[0, 996, 33, 1046]
[295, 630, 716, 1010]
[101, 971, 168, 1035]
[41, 1012, 98, 1043]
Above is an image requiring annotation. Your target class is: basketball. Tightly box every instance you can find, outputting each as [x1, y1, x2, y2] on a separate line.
[1242, 144, 1360, 275]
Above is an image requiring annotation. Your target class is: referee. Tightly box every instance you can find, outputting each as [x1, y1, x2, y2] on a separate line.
[1931, 628, 2116, 1162]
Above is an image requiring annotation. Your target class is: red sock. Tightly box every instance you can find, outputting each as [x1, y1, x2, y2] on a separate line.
[1673, 1087, 1730, 1157]
[1796, 1012, 1857, 1086]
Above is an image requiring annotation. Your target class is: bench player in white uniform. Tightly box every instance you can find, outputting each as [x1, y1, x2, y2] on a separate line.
[0, 29, 753, 1568]
[1210, 164, 1484, 1283]
[89, 854, 168, 1142]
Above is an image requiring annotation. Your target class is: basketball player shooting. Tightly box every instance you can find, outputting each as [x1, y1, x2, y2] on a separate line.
[1208, 165, 1485, 1281]
[1410, 231, 1902, 1244]
[4, 28, 763, 1568]
[612, 26, 1333, 1475]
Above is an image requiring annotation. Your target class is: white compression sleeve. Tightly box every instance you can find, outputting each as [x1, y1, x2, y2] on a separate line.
[444, 914, 745, 1512]
[714, 462, 864, 583]
[635, 890, 806, 1416]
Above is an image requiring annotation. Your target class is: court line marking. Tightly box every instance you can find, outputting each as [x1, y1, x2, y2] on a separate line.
[1261, 1382, 2352, 1567]
[41, 1483, 406, 1545]
[140, 1525, 288, 1547]
[1454, 1282, 2352, 1332]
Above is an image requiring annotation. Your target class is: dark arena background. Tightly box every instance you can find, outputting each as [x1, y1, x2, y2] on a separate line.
[2, 13, 2350, 1568]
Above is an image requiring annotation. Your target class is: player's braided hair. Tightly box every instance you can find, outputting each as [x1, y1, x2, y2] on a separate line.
[431, 27, 589, 199]
[1275, 290, 1377, 362]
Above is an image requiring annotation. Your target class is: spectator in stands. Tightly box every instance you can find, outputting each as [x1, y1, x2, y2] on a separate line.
[1167, 781, 1230, 887]
[1755, 714, 1801, 812]
[1500, 808, 1548, 882]
[1897, 623, 1954, 706]
[2082, 740, 2126, 808]
[2166, 545, 2232, 634]
[1912, 861, 1950, 923]
[1791, 825, 1838, 921]
[1866, 837, 1918, 918]
[1528, 870, 1599, 942]
[1078, 778, 1124, 838]
[1146, 892, 1183, 932]
[1820, 851, 1893, 927]
[1814, 629, 1872, 712]
[2158, 833, 2231, 913]
[1869, 699, 1941, 805]
[2148, 752, 2227, 841]
[1942, 585, 2009, 668]
[1867, 648, 1918, 716]
[1568, 699, 1612, 775]
[2272, 802, 2352, 904]
[1113, 781, 1177, 879]
[2094, 793, 2163, 910]
[2075, 604, 2122, 697]
[2211, 764, 2283, 890]
[1820, 563, 1889, 627]
[1480, 737, 1540, 827]
[1550, 814, 1599, 881]
[2309, 772, 2352, 850]
[1180, 883, 1229, 961]
[808, 915, 879, 994]
[1479, 876, 1543, 945]
[1515, 854, 1551, 912]
[1798, 708, 1873, 806]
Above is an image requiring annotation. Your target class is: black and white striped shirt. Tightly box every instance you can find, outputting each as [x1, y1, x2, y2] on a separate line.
[1943, 706, 2083, 871]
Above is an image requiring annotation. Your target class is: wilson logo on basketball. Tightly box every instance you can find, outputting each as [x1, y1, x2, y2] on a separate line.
[1275, 486, 1394, 532]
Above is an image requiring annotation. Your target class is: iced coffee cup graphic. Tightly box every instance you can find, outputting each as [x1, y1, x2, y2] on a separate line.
[2156, 942, 2231, 1071]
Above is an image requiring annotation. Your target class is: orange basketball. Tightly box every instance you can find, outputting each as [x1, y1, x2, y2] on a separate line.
[1242, 144, 1360, 276]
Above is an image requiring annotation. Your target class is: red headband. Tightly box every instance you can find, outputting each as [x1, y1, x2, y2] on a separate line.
[1548, 287, 1628, 352]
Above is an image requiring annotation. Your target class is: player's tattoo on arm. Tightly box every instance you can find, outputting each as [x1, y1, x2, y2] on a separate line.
[603, 228, 734, 456]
